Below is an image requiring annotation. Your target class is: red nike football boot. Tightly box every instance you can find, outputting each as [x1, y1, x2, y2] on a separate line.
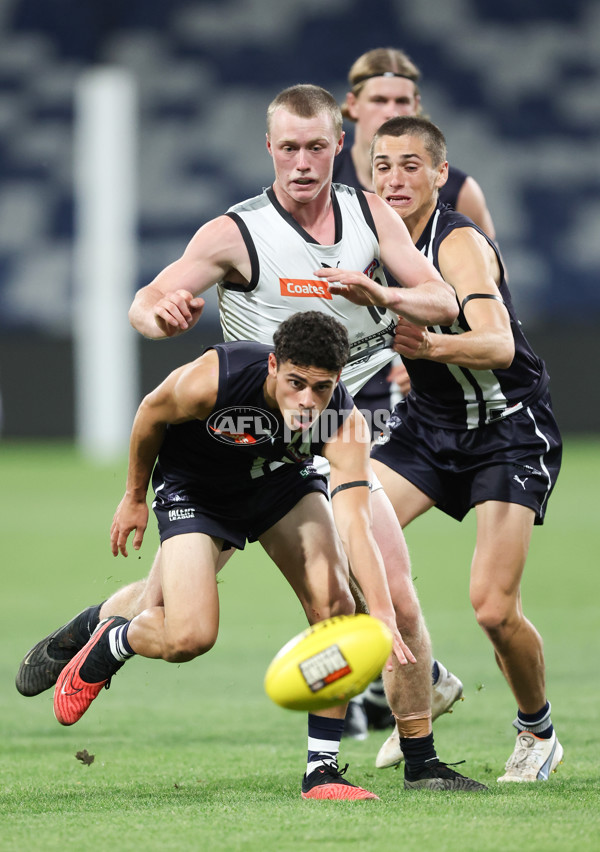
[54, 617, 127, 726]
[301, 762, 379, 800]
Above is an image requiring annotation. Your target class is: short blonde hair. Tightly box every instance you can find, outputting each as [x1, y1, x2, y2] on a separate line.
[342, 47, 422, 120]
[267, 84, 343, 137]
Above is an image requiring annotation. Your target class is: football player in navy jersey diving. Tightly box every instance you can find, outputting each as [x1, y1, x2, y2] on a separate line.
[52, 311, 414, 799]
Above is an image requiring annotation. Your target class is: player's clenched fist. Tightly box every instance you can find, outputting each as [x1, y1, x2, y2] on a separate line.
[393, 316, 431, 359]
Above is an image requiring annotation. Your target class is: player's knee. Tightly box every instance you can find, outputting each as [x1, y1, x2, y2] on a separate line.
[330, 587, 355, 618]
[163, 627, 217, 662]
[472, 596, 516, 640]
[306, 585, 355, 623]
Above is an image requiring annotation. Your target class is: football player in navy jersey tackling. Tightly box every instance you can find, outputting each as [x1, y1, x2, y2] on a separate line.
[53, 311, 414, 800]
[317, 116, 563, 783]
[334, 47, 489, 736]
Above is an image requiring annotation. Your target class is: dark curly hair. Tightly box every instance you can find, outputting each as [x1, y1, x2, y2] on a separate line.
[273, 311, 350, 373]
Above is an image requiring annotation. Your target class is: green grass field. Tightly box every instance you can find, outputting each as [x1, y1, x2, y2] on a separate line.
[1, 438, 599, 851]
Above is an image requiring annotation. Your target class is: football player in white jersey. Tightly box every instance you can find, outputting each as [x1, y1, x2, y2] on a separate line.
[17, 86, 486, 794]
[129, 87, 456, 388]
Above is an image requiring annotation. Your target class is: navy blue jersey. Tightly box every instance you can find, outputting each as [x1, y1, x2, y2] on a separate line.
[332, 148, 361, 189]
[440, 165, 468, 209]
[152, 341, 354, 501]
[405, 203, 548, 429]
[333, 149, 470, 415]
[332, 148, 467, 210]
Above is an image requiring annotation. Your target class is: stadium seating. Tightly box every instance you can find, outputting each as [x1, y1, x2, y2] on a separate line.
[1, 0, 599, 332]
[0, 0, 599, 435]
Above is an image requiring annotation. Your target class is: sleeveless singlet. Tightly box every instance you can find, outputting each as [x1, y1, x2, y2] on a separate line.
[217, 184, 399, 396]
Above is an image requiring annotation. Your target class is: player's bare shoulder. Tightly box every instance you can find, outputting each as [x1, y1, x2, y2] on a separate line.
[169, 348, 220, 422]
[184, 214, 252, 285]
[439, 225, 500, 287]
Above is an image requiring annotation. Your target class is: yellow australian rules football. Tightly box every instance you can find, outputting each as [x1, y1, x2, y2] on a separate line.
[264, 613, 393, 711]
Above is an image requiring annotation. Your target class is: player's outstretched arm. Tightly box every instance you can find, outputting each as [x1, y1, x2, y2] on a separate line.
[323, 408, 416, 668]
[314, 195, 457, 327]
[315, 264, 457, 328]
[369, 191, 458, 325]
[110, 351, 219, 557]
[129, 216, 250, 339]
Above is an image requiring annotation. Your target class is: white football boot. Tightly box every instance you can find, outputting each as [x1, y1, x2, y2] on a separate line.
[375, 661, 464, 769]
[497, 730, 563, 782]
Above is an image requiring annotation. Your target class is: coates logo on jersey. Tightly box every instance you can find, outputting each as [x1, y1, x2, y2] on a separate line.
[279, 278, 332, 300]
[206, 406, 280, 446]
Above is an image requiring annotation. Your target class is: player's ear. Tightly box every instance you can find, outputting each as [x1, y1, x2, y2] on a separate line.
[345, 91, 359, 121]
[267, 352, 278, 376]
[335, 130, 345, 156]
[266, 132, 272, 156]
[436, 161, 449, 189]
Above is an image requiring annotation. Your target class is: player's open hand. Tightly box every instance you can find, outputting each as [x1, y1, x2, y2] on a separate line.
[393, 316, 431, 360]
[314, 267, 390, 308]
[110, 495, 149, 557]
[154, 289, 205, 336]
[371, 611, 416, 669]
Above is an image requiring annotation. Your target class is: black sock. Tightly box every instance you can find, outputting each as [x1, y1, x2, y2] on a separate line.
[401, 732, 437, 778]
[79, 619, 130, 683]
[80, 603, 103, 642]
[48, 603, 105, 661]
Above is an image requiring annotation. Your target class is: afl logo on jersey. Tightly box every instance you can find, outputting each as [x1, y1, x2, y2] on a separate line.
[280, 278, 332, 300]
[206, 406, 280, 446]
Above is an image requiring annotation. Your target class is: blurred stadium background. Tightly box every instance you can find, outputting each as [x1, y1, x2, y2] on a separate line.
[0, 0, 599, 444]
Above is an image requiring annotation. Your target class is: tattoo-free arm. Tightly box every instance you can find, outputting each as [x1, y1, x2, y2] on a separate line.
[129, 216, 251, 339]
[323, 409, 416, 667]
[393, 227, 514, 370]
[110, 351, 219, 556]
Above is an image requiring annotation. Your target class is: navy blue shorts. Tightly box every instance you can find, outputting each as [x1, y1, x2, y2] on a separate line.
[152, 462, 328, 550]
[371, 392, 562, 525]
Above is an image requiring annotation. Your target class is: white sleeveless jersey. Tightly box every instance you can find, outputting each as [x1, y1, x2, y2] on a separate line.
[217, 184, 398, 395]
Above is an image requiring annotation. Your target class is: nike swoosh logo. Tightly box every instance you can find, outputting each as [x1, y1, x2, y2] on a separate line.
[59, 669, 82, 697]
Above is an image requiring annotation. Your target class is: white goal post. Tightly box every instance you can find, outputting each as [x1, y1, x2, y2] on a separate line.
[73, 67, 139, 461]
